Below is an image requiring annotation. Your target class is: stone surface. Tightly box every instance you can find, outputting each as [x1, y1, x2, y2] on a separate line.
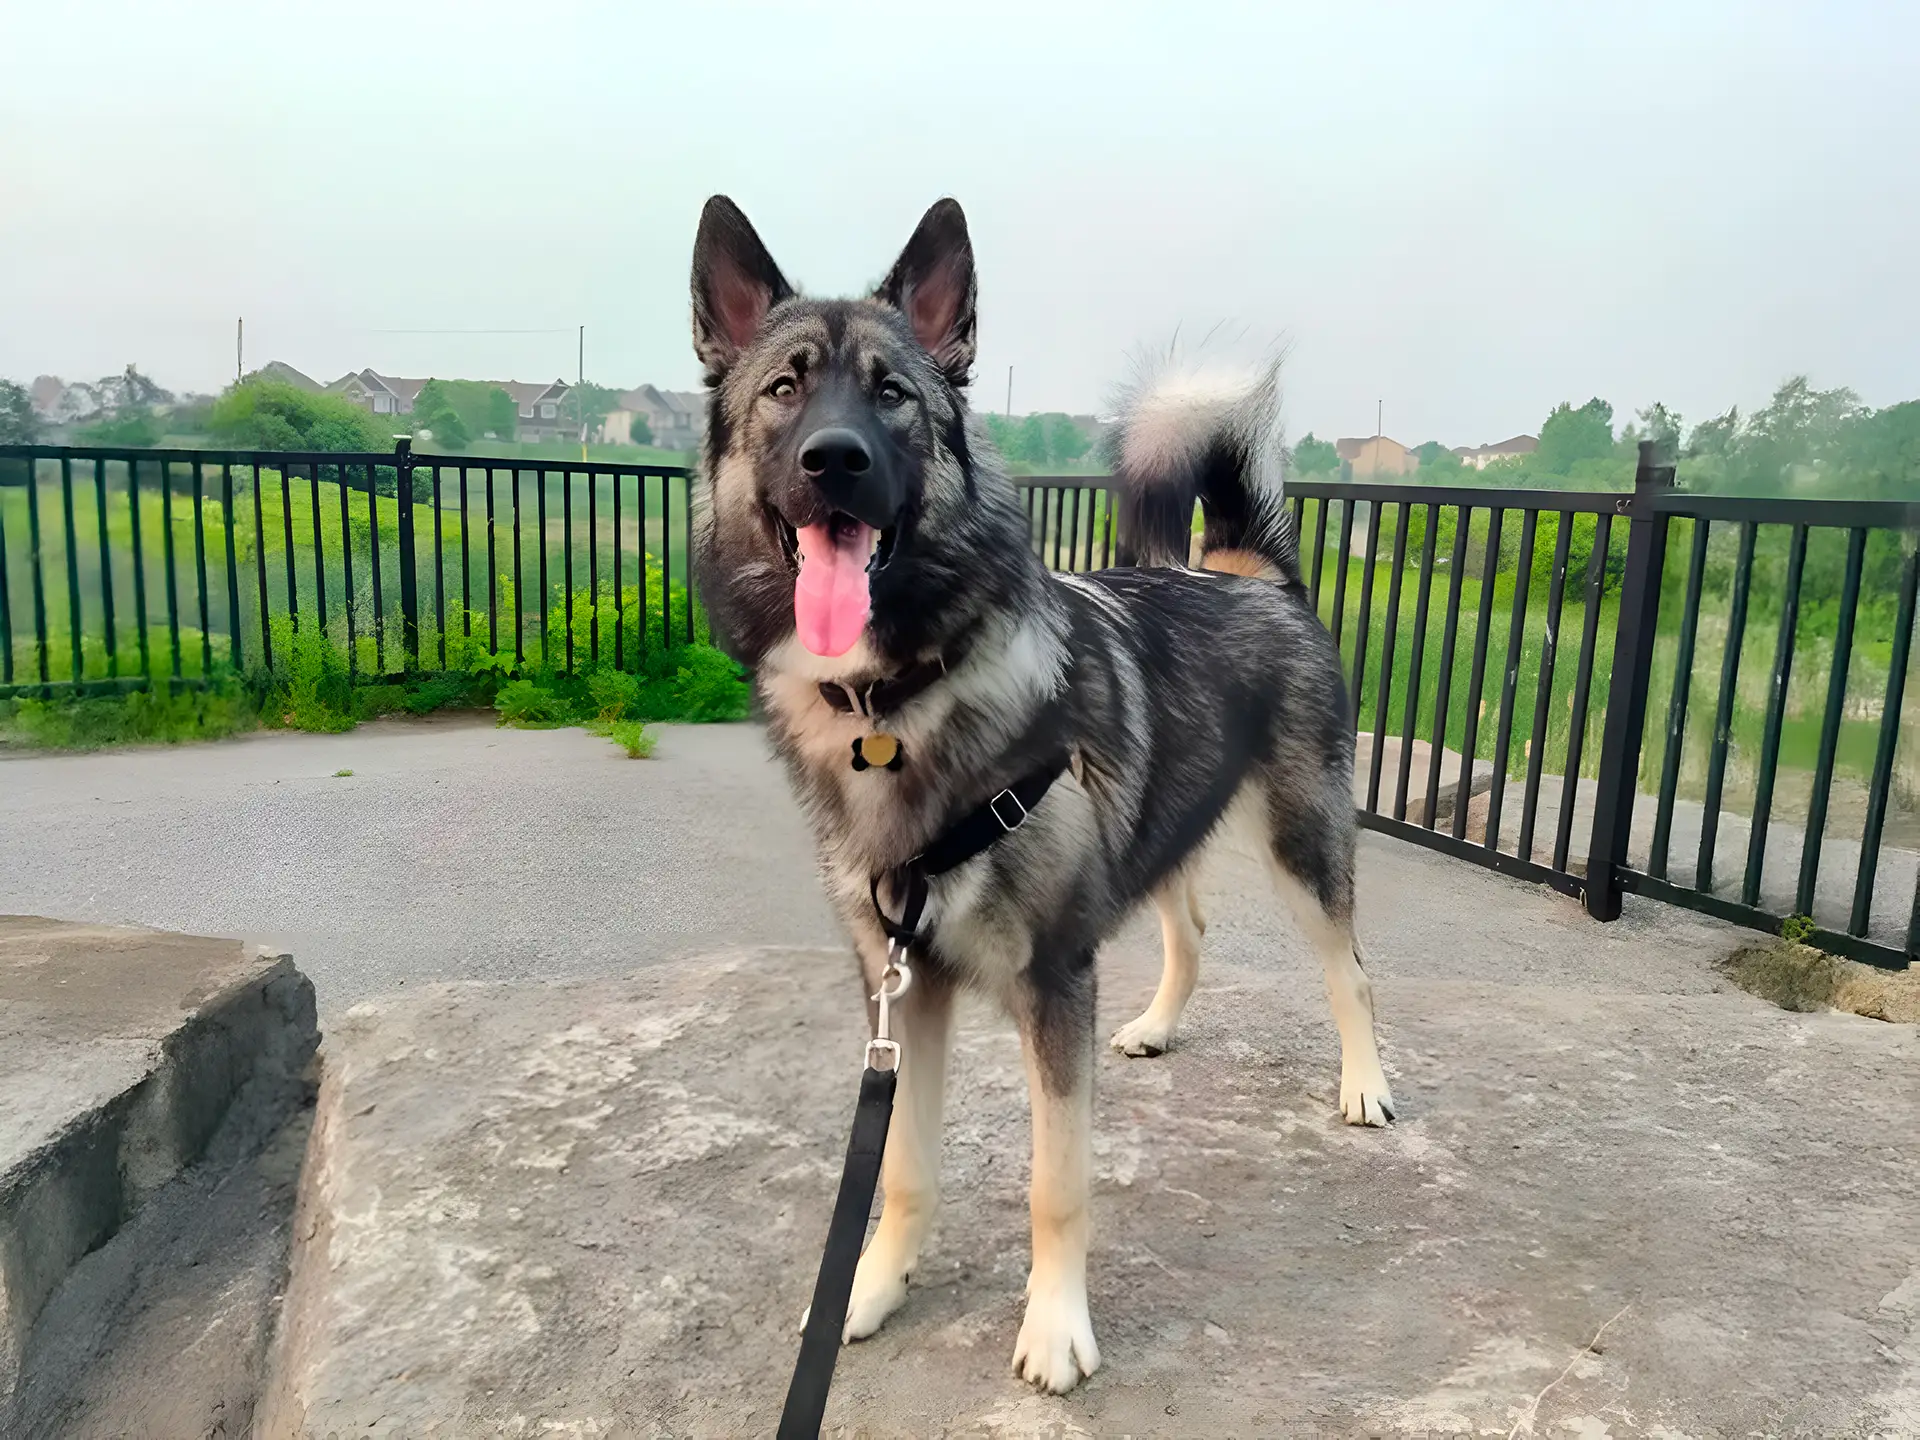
[263, 879, 1920, 1436]
[1353, 731, 1493, 829]
[0, 916, 318, 1420]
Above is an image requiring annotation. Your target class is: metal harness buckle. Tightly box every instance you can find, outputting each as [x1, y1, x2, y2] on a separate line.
[988, 788, 1028, 832]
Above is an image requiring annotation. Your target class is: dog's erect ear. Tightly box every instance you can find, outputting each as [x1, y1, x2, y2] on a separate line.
[875, 199, 977, 385]
[691, 196, 794, 376]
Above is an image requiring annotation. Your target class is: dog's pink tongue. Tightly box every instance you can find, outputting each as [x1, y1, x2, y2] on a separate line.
[794, 521, 873, 657]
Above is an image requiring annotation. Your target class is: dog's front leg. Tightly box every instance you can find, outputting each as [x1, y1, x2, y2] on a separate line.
[841, 955, 954, 1342]
[1012, 968, 1101, 1393]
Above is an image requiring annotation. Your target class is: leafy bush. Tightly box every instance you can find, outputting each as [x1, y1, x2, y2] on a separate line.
[0, 675, 256, 750]
[211, 379, 391, 452]
[495, 677, 573, 727]
[602, 718, 654, 758]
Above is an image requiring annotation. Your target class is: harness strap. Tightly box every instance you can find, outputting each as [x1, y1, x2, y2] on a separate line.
[868, 752, 1072, 946]
[777, 1064, 897, 1440]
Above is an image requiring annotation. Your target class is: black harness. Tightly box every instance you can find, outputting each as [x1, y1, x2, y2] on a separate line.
[777, 745, 1071, 1439]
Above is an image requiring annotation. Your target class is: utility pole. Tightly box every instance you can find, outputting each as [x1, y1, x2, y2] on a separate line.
[1376, 398, 1382, 440]
[236, 317, 243, 384]
[578, 324, 587, 457]
[1006, 365, 1013, 417]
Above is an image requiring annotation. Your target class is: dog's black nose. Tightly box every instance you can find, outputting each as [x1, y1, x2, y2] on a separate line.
[799, 428, 872, 479]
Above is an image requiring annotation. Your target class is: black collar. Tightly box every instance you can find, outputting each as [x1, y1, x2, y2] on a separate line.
[818, 656, 948, 720]
[870, 752, 1073, 947]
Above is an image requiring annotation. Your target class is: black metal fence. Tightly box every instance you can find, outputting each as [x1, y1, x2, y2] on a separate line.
[1294, 446, 1918, 970]
[0, 441, 698, 693]
[5, 446, 1916, 966]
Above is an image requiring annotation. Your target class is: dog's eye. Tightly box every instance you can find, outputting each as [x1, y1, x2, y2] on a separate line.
[768, 377, 797, 400]
[877, 379, 908, 407]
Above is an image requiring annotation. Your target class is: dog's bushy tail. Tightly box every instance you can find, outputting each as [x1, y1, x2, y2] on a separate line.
[1109, 358, 1299, 583]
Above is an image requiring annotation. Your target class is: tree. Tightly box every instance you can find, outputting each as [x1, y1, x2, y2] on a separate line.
[210, 379, 391, 451]
[413, 379, 472, 450]
[76, 409, 162, 446]
[1634, 402, 1684, 461]
[1743, 376, 1862, 471]
[1535, 397, 1615, 474]
[1686, 407, 1739, 458]
[629, 413, 654, 446]
[484, 386, 517, 442]
[1047, 415, 1089, 464]
[1291, 432, 1338, 475]
[1013, 414, 1048, 464]
[563, 382, 623, 444]
[0, 379, 36, 444]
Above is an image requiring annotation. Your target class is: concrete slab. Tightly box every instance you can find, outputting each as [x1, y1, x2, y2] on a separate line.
[263, 924, 1920, 1435]
[0, 917, 318, 1412]
[1354, 732, 1494, 829]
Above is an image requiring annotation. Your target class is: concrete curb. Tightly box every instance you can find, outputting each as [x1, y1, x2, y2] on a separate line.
[0, 920, 319, 1413]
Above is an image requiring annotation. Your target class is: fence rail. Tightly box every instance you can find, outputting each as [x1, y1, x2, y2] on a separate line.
[5, 446, 1915, 967]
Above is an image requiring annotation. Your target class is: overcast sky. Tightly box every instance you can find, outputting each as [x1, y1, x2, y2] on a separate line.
[3, 2, 1914, 446]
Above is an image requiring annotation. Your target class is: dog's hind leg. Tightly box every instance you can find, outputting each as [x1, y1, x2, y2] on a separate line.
[1267, 806, 1396, 1127]
[1012, 962, 1101, 1393]
[1110, 872, 1203, 1057]
[841, 961, 955, 1341]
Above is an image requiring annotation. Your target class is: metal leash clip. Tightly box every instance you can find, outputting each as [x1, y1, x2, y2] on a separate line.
[866, 943, 913, 1072]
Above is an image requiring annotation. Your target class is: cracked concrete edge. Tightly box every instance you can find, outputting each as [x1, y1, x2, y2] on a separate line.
[0, 951, 320, 1411]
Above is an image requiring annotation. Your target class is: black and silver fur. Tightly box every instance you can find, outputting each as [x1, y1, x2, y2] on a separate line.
[689, 196, 1394, 1395]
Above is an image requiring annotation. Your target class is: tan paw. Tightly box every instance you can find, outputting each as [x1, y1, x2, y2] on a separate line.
[1012, 1279, 1100, 1393]
[1109, 1012, 1175, 1058]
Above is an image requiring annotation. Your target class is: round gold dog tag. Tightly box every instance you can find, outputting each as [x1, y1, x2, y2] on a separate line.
[851, 733, 905, 772]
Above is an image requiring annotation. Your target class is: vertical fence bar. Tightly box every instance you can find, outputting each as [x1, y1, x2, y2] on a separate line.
[394, 441, 419, 671]
[1366, 503, 1410, 811]
[247, 459, 268, 672]
[367, 461, 385, 673]
[1308, 498, 1330, 610]
[1394, 505, 1440, 821]
[1795, 527, 1867, 916]
[1910, 869, 1920, 964]
[1348, 500, 1383, 730]
[1101, 486, 1115, 569]
[1586, 445, 1676, 920]
[191, 460, 211, 676]
[613, 470, 624, 671]
[25, 457, 48, 688]
[588, 468, 599, 666]
[459, 465, 472, 641]
[97, 459, 118, 678]
[686, 473, 696, 644]
[510, 466, 523, 665]
[563, 467, 575, 673]
[1518, 512, 1574, 862]
[1648, 517, 1711, 879]
[160, 459, 182, 681]
[221, 463, 241, 673]
[536, 465, 549, 666]
[0, 467, 10, 686]
[1554, 513, 1615, 874]
[486, 468, 498, 655]
[1852, 541, 1919, 936]
[433, 462, 446, 668]
[1695, 521, 1756, 893]
[1740, 524, 1809, 908]
[1483, 507, 1537, 851]
[280, 462, 298, 640]
[310, 463, 328, 635]
[1329, 500, 1355, 647]
[1424, 506, 1474, 827]
[59, 457, 83, 685]
[662, 472, 674, 647]
[1452, 508, 1505, 840]
[338, 462, 356, 679]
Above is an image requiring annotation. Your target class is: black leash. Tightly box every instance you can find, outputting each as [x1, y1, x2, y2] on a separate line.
[776, 753, 1071, 1439]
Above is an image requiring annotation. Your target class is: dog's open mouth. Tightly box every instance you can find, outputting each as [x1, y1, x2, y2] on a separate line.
[771, 509, 898, 657]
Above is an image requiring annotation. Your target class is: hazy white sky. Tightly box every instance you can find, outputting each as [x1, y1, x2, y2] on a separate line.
[3, 2, 1915, 446]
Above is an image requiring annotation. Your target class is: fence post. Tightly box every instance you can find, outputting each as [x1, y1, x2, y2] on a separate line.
[1584, 440, 1675, 921]
[394, 437, 420, 668]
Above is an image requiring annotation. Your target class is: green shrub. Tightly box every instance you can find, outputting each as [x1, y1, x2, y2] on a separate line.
[587, 667, 642, 721]
[495, 677, 572, 727]
[602, 718, 654, 758]
[0, 675, 256, 750]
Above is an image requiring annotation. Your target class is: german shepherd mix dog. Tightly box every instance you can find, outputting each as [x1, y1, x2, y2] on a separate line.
[689, 195, 1393, 1394]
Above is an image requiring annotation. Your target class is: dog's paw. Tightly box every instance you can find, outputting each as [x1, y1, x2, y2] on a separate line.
[841, 1252, 910, 1342]
[1340, 1065, 1397, 1127]
[1012, 1279, 1100, 1393]
[1109, 1012, 1174, 1058]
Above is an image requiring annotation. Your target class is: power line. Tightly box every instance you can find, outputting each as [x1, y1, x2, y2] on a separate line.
[364, 327, 576, 336]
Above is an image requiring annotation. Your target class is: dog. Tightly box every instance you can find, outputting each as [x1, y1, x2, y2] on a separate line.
[688, 194, 1394, 1395]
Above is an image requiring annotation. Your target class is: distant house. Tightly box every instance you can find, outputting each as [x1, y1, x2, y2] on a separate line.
[255, 360, 323, 392]
[29, 376, 91, 423]
[1451, 434, 1538, 470]
[603, 385, 707, 449]
[326, 370, 573, 442]
[1335, 435, 1417, 477]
